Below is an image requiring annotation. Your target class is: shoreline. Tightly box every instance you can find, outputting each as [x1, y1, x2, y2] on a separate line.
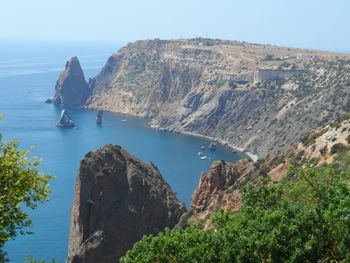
[151, 126, 259, 162]
[85, 106, 259, 162]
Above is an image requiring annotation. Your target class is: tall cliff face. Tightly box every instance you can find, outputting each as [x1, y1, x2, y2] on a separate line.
[53, 57, 90, 106]
[185, 159, 255, 227]
[67, 144, 186, 263]
[85, 39, 350, 157]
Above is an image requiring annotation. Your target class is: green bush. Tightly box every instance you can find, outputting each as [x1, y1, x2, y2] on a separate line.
[319, 145, 328, 155]
[0, 121, 53, 260]
[264, 54, 274, 61]
[228, 80, 237, 89]
[121, 155, 350, 263]
[331, 143, 348, 154]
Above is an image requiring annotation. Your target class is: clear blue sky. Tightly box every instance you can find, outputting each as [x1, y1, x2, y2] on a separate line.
[1, 0, 349, 51]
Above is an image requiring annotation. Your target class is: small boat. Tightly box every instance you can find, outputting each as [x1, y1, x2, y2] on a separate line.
[200, 156, 210, 160]
[198, 151, 203, 156]
[200, 146, 205, 150]
[121, 119, 127, 122]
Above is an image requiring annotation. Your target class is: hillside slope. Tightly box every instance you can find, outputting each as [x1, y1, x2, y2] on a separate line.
[179, 114, 350, 227]
[85, 39, 350, 157]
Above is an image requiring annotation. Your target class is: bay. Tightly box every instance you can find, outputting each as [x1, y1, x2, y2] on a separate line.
[0, 42, 246, 262]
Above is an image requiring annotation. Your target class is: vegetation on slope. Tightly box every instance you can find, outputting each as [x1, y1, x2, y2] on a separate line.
[121, 151, 350, 263]
[0, 118, 53, 262]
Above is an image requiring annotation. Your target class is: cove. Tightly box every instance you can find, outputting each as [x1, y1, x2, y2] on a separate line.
[0, 43, 246, 262]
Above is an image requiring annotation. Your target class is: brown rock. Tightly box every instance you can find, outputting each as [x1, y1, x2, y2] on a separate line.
[67, 144, 186, 263]
[178, 159, 255, 228]
[53, 57, 90, 106]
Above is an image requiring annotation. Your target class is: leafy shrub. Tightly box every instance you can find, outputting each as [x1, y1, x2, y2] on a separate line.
[208, 78, 226, 87]
[121, 155, 350, 263]
[319, 145, 328, 155]
[0, 136, 53, 259]
[264, 54, 274, 61]
[331, 143, 348, 154]
[228, 79, 237, 89]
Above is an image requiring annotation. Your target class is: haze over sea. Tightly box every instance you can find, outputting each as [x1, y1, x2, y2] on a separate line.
[0, 41, 246, 262]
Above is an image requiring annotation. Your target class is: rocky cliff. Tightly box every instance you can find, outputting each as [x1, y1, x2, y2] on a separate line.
[178, 113, 350, 227]
[81, 39, 350, 157]
[178, 159, 255, 228]
[53, 57, 90, 106]
[67, 144, 186, 263]
[51, 39, 350, 157]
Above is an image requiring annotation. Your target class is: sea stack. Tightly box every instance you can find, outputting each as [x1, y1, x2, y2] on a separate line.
[96, 110, 103, 124]
[67, 144, 186, 263]
[53, 56, 90, 106]
[56, 109, 75, 128]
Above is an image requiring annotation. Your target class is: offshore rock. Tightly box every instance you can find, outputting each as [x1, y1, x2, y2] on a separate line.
[53, 56, 90, 106]
[67, 144, 186, 263]
[55, 109, 75, 128]
[96, 110, 103, 124]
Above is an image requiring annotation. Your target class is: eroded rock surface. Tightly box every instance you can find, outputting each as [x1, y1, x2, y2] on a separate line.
[67, 144, 186, 263]
[86, 39, 350, 157]
[177, 159, 256, 228]
[53, 56, 90, 106]
[55, 109, 75, 128]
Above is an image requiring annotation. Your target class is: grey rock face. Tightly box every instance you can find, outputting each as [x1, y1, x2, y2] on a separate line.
[67, 144, 186, 263]
[53, 57, 90, 106]
[96, 110, 103, 124]
[85, 39, 350, 158]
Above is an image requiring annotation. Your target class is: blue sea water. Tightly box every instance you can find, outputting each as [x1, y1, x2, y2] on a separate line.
[0, 41, 246, 262]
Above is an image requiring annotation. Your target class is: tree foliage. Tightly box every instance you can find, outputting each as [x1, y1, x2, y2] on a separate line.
[121, 154, 350, 263]
[0, 132, 53, 260]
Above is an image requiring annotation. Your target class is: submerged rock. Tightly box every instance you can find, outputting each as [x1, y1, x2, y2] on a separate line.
[53, 57, 90, 106]
[67, 144, 186, 263]
[55, 109, 75, 128]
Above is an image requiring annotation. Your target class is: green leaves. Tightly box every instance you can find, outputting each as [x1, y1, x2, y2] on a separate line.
[121, 153, 350, 263]
[0, 136, 53, 249]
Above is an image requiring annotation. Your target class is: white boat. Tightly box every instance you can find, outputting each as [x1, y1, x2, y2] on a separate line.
[198, 151, 203, 156]
[200, 155, 210, 160]
[121, 119, 127, 122]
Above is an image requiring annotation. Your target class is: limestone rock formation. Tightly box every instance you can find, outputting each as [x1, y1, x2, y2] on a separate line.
[85, 39, 350, 158]
[67, 144, 186, 263]
[53, 57, 90, 106]
[177, 159, 255, 228]
[55, 109, 75, 128]
[178, 114, 350, 229]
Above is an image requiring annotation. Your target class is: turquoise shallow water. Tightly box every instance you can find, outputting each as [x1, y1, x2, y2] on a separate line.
[0, 42, 246, 262]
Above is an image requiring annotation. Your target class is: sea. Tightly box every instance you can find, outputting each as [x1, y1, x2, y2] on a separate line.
[0, 40, 246, 262]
